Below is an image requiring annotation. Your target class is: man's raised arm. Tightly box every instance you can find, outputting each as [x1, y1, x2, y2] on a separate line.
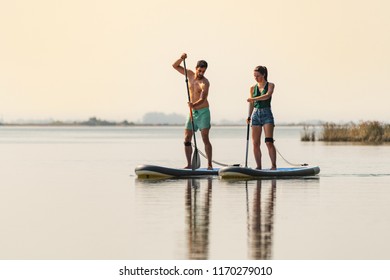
[172, 53, 187, 75]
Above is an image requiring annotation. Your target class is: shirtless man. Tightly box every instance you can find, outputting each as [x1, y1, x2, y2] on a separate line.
[172, 53, 213, 170]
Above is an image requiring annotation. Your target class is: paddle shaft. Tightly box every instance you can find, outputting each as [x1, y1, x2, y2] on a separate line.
[245, 104, 252, 168]
[183, 59, 200, 168]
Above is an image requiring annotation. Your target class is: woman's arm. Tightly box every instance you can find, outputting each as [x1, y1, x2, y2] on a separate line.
[247, 83, 275, 102]
[246, 86, 255, 123]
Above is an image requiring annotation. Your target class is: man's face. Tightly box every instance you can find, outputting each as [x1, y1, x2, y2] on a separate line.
[196, 67, 207, 79]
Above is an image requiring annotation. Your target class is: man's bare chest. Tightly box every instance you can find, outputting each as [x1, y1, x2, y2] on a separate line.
[189, 80, 204, 93]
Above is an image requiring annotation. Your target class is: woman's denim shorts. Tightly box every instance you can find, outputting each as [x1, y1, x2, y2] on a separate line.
[251, 107, 275, 126]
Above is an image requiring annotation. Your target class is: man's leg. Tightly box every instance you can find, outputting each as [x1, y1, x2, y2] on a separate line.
[201, 128, 213, 169]
[184, 129, 193, 169]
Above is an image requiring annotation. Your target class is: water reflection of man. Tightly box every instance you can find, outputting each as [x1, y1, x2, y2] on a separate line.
[185, 178, 212, 259]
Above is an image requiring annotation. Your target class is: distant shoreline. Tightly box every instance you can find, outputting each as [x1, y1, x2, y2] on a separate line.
[0, 123, 307, 127]
[0, 116, 314, 127]
[3, 119, 389, 143]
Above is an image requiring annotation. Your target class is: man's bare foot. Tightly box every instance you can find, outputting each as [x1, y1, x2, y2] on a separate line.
[207, 166, 213, 170]
[270, 166, 277, 170]
[255, 166, 262, 170]
[184, 165, 192, 169]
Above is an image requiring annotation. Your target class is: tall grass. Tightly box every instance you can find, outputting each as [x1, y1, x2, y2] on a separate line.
[318, 121, 390, 143]
[301, 125, 316, 141]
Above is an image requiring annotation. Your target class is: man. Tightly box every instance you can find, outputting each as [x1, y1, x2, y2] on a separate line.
[172, 53, 213, 170]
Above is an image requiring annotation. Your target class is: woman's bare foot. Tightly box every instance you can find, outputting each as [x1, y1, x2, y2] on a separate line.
[184, 165, 192, 169]
[270, 165, 277, 170]
[207, 166, 213, 170]
[255, 166, 262, 170]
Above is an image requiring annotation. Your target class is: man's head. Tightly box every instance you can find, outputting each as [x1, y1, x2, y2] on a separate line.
[195, 60, 208, 79]
[196, 60, 208, 69]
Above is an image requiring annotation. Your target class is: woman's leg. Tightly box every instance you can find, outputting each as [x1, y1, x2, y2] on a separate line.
[252, 126, 262, 169]
[264, 124, 276, 169]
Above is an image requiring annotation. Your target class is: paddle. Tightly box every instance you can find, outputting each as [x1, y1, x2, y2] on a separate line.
[245, 104, 252, 167]
[183, 58, 201, 170]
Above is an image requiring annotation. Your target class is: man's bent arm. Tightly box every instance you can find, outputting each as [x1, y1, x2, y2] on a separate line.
[172, 57, 185, 75]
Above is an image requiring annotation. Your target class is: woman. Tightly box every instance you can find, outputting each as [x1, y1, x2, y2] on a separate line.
[247, 66, 276, 170]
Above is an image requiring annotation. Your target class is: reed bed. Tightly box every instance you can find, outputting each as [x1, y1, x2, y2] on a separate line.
[301, 121, 390, 143]
[301, 125, 316, 141]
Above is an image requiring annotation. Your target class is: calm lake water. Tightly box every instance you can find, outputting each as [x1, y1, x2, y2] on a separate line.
[0, 126, 389, 260]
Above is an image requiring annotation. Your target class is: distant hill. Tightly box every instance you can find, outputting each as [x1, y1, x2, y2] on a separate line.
[142, 112, 186, 125]
[79, 117, 132, 126]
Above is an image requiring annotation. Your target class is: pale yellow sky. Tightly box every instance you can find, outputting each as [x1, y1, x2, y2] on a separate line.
[1, 0, 389, 123]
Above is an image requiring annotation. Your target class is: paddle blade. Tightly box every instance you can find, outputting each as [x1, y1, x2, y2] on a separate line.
[192, 149, 201, 170]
